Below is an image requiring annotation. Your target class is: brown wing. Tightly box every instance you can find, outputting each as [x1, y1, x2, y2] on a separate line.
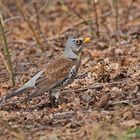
[35, 57, 75, 91]
[20, 57, 75, 103]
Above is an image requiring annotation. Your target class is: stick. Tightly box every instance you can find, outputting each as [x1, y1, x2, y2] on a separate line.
[0, 15, 15, 86]
[93, 0, 100, 37]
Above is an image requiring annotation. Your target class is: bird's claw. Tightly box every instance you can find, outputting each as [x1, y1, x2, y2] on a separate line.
[48, 92, 60, 107]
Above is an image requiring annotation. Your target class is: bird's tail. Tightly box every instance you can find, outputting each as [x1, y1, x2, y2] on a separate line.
[0, 69, 44, 107]
[0, 85, 28, 107]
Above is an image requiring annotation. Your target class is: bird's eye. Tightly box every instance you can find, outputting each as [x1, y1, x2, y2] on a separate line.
[76, 40, 82, 45]
[76, 40, 79, 45]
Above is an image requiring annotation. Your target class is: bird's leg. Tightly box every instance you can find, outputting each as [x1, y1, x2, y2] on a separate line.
[49, 92, 60, 107]
[0, 96, 6, 108]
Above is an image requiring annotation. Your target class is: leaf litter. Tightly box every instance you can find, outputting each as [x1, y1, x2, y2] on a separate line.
[0, 0, 140, 140]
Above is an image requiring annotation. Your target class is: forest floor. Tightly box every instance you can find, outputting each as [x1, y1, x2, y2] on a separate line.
[0, 0, 140, 140]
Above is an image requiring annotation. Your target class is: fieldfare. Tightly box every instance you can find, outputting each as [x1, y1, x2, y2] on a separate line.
[0, 36, 90, 107]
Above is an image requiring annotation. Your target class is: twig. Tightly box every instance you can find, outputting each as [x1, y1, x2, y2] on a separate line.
[76, 71, 89, 79]
[0, 50, 10, 74]
[86, 0, 94, 37]
[0, 15, 15, 86]
[110, 100, 130, 105]
[109, 99, 139, 106]
[93, 0, 100, 37]
[16, 0, 44, 52]
[61, 79, 127, 94]
[115, 40, 131, 47]
[0, 1, 13, 17]
[63, 2, 95, 31]
[30, 0, 49, 21]
[32, 0, 48, 45]
[46, 11, 111, 41]
[53, 110, 76, 119]
[3, 16, 22, 23]
[2, 78, 139, 108]
[32, 0, 41, 30]
[8, 11, 111, 45]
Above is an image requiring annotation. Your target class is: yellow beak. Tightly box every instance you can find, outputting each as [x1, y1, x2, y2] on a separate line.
[83, 37, 91, 43]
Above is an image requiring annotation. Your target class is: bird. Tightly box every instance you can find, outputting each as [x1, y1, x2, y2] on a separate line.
[0, 36, 91, 107]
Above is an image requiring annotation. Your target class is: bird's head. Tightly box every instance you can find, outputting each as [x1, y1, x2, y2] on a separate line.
[64, 36, 91, 59]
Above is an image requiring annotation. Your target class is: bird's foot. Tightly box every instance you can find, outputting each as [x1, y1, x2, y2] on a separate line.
[49, 96, 58, 108]
[49, 92, 60, 108]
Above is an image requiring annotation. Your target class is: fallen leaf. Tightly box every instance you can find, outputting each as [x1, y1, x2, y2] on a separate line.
[97, 93, 110, 108]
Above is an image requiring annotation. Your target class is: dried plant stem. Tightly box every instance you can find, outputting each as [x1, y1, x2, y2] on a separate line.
[32, 0, 47, 44]
[32, 0, 41, 30]
[86, 0, 94, 37]
[0, 1, 13, 17]
[8, 11, 111, 44]
[16, 0, 43, 51]
[63, 2, 94, 32]
[0, 50, 10, 74]
[61, 78, 138, 94]
[30, 1, 49, 21]
[3, 16, 21, 23]
[45, 11, 111, 41]
[0, 16, 15, 86]
[93, 0, 100, 37]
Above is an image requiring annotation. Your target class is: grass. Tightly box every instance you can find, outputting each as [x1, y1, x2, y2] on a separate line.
[0, 14, 15, 86]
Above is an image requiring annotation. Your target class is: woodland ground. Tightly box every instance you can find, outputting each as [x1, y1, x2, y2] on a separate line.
[0, 0, 140, 140]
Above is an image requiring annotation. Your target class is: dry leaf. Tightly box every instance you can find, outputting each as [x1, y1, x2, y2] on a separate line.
[97, 93, 110, 108]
